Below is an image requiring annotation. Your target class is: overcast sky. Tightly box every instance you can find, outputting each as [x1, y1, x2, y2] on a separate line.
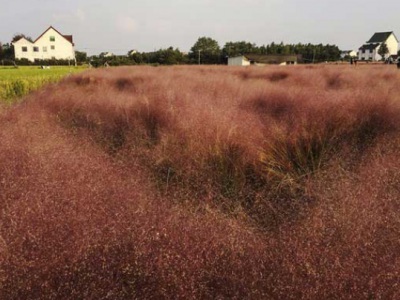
[1, 0, 400, 55]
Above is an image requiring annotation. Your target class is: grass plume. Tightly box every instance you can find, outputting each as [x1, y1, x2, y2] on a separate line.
[1, 65, 400, 298]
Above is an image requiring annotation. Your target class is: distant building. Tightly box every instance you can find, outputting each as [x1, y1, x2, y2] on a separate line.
[340, 50, 357, 59]
[12, 26, 75, 62]
[127, 50, 137, 56]
[358, 31, 399, 61]
[100, 52, 115, 58]
[228, 54, 299, 66]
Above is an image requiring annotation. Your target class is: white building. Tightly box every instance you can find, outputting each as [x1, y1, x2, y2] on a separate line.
[99, 52, 115, 58]
[358, 32, 399, 61]
[127, 50, 137, 56]
[228, 54, 299, 66]
[340, 50, 357, 59]
[13, 26, 75, 62]
[228, 56, 251, 66]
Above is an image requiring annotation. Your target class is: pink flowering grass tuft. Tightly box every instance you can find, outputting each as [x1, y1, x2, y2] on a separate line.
[1, 65, 400, 298]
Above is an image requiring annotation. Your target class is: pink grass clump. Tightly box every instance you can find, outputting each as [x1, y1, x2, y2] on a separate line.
[1, 65, 400, 298]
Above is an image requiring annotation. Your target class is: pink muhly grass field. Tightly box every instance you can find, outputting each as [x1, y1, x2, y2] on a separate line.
[1, 65, 400, 299]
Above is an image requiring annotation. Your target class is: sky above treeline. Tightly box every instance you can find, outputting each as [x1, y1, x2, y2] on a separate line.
[1, 0, 400, 55]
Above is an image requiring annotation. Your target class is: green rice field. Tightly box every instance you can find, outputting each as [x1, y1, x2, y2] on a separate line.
[0, 66, 85, 103]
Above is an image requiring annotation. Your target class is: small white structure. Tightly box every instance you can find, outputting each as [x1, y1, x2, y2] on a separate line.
[228, 54, 299, 66]
[127, 50, 137, 56]
[13, 26, 75, 62]
[358, 32, 399, 61]
[228, 56, 251, 66]
[340, 50, 357, 59]
[100, 52, 114, 58]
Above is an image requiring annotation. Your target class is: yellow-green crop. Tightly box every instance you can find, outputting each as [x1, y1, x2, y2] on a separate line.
[0, 66, 85, 104]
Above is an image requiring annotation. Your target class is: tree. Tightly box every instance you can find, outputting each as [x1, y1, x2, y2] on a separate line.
[130, 52, 144, 64]
[12, 33, 33, 43]
[378, 43, 389, 60]
[75, 51, 87, 64]
[189, 37, 221, 64]
[222, 41, 258, 58]
[1, 43, 14, 60]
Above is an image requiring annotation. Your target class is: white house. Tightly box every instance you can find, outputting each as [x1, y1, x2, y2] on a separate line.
[13, 26, 75, 62]
[228, 54, 299, 66]
[358, 32, 399, 61]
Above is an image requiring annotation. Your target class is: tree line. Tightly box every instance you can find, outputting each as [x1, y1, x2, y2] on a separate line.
[1, 34, 343, 66]
[191, 37, 342, 64]
[93, 38, 342, 66]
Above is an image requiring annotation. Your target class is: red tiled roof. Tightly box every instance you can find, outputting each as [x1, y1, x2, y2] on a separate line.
[34, 26, 74, 45]
[63, 35, 74, 45]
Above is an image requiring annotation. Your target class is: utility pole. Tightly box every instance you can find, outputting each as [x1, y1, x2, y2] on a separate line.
[198, 49, 202, 65]
[312, 48, 316, 64]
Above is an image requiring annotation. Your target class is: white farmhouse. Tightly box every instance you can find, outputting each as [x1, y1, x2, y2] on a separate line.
[358, 32, 399, 61]
[12, 26, 75, 62]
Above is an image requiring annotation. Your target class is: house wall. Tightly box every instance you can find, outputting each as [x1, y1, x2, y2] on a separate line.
[373, 48, 381, 61]
[14, 28, 75, 62]
[358, 34, 398, 61]
[386, 34, 399, 56]
[358, 49, 372, 61]
[358, 48, 378, 61]
[373, 35, 398, 61]
[228, 56, 250, 66]
[13, 38, 34, 61]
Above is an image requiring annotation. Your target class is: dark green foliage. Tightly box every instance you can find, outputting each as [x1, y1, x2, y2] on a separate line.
[222, 41, 259, 59]
[89, 48, 188, 67]
[189, 37, 222, 64]
[14, 58, 75, 66]
[75, 51, 87, 64]
[222, 41, 341, 63]
[11, 33, 33, 43]
[140, 47, 188, 65]
[378, 43, 389, 60]
[89, 55, 133, 67]
[0, 43, 14, 61]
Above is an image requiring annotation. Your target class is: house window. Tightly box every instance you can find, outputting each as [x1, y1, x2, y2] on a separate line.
[51, 45, 55, 50]
[362, 49, 365, 54]
[50, 36, 55, 42]
[22, 46, 28, 52]
[43, 46, 47, 52]
[33, 46, 39, 52]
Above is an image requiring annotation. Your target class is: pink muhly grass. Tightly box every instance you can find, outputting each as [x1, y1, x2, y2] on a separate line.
[1, 65, 400, 298]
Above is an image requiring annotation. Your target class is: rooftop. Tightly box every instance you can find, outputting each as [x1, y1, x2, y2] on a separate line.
[359, 43, 380, 51]
[367, 32, 395, 43]
[242, 54, 300, 64]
